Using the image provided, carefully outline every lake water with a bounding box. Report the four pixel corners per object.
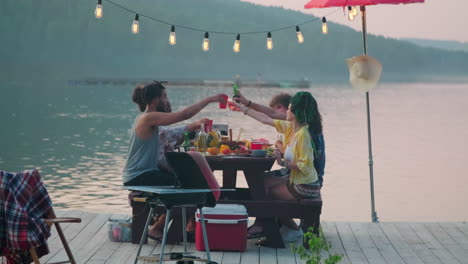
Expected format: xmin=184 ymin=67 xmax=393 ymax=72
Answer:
xmin=1 ymin=81 xmax=467 ymax=222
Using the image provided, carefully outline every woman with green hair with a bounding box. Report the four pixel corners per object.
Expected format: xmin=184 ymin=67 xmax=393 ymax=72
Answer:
xmin=234 ymin=91 xmax=320 ymax=241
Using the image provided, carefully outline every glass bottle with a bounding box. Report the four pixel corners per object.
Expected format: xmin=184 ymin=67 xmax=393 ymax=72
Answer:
xmin=181 ymin=131 xmax=191 ymax=151
xmin=196 ymin=123 xmax=207 ymax=153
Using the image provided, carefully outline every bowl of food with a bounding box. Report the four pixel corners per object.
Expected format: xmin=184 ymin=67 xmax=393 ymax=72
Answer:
xmin=251 ymin=149 xmax=267 ymax=157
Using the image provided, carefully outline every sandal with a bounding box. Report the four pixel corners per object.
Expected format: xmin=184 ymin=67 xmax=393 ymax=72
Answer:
xmin=247 ymin=225 xmax=265 ymax=239
xmin=148 ymin=229 xmax=163 ymax=241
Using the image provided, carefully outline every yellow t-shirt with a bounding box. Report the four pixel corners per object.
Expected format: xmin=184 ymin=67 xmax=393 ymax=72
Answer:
xmin=273 ymin=120 xmax=318 ymax=185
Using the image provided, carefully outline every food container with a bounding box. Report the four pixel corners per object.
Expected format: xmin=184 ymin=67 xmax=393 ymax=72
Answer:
xmin=195 ymin=204 xmax=248 ymax=252
xmin=250 ymin=142 xmax=263 ymax=150
xmin=107 ymin=218 xmax=132 ymax=242
xmin=251 ymin=149 xmax=267 ymax=157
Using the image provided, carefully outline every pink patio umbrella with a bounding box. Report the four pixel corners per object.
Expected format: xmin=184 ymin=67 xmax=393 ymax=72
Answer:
xmin=305 ymin=0 xmax=424 ymax=222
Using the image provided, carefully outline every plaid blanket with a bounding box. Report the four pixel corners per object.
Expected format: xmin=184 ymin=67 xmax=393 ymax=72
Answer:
xmin=0 ymin=169 xmax=53 ymax=261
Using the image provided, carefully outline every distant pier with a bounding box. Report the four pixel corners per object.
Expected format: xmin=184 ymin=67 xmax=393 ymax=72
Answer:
xmin=67 ymin=79 xmax=311 ymax=88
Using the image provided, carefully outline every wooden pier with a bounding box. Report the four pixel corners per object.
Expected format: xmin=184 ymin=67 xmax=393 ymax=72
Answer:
xmin=40 ymin=211 xmax=468 ymax=264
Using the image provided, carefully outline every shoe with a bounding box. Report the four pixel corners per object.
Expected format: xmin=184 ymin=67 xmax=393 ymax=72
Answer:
xmin=247 ymin=225 xmax=265 ymax=239
xmin=280 ymin=226 xmax=303 ymax=242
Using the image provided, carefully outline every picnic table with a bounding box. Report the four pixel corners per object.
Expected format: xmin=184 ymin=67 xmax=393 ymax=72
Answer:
xmin=130 ymin=154 xmax=321 ymax=248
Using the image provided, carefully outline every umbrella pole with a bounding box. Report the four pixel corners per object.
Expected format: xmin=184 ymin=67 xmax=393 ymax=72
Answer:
xmin=361 ymin=5 xmax=379 ymax=223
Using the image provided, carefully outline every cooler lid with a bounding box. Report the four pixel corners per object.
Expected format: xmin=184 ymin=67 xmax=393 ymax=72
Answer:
xmin=197 ymin=204 xmax=247 ymax=216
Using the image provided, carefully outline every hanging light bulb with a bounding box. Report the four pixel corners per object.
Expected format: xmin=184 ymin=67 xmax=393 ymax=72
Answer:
xmin=233 ymin=34 xmax=240 ymax=53
xmin=322 ymin=17 xmax=328 ymax=35
xmin=352 ymin=6 xmax=359 ymax=16
xmin=266 ymin=32 xmax=273 ymax=50
xmin=348 ymin=6 xmax=354 ymax=21
xmin=95 ymin=0 xmax=103 ymax=19
xmin=296 ymin=26 xmax=304 ymax=43
xmin=131 ymin=14 xmax=139 ymax=34
xmin=202 ymin=32 xmax=209 ymax=51
xmin=169 ymin=25 xmax=176 ymax=45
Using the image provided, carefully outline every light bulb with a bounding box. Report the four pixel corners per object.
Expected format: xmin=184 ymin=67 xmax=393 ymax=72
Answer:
xmin=131 ymin=14 xmax=139 ymax=34
xmin=95 ymin=0 xmax=103 ymax=19
xmin=348 ymin=6 xmax=354 ymax=21
xmin=352 ymin=6 xmax=359 ymax=16
xmin=266 ymin=32 xmax=273 ymax=50
xmin=322 ymin=17 xmax=328 ymax=35
xmin=169 ymin=25 xmax=176 ymax=45
xmin=296 ymin=26 xmax=304 ymax=43
xmin=202 ymin=32 xmax=209 ymax=51
xmin=233 ymin=34 xmax=240 ymax=53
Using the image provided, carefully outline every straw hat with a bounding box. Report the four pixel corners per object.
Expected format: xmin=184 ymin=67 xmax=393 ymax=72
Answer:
xmin=346 ymin=55 xmax=382 ymax=92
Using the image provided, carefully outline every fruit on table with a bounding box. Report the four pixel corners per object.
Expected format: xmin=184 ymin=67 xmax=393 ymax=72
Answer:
xmin=207 ymin=147 xmax=220 ymax=155
xmin=220 ymin=144 xmax=231 ymax=154
xmin=222 ymin=148 xmax=231 ymax=155
xmin=207 ymin=130 xmax=221 ymax=148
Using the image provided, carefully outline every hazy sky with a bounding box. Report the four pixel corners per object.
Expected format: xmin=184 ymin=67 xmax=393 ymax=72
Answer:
xmin=242 ymin=0 xmax=468 ymax=42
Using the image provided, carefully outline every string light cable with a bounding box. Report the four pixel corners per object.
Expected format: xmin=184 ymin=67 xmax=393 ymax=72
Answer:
xmin=95 ymin=0 xmax=342 ymax=51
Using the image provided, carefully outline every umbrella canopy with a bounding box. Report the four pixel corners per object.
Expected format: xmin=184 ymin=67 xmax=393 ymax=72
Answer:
xmin=305 ymin=0 xmax=424 ymax=8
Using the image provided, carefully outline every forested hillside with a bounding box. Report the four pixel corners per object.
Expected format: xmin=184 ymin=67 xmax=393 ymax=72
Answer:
xmin=1 ymin=0 xmax=467 ymax=82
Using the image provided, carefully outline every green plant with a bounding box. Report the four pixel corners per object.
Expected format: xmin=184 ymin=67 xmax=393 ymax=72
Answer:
xmin=292 ymin=227 xmax=342 ymax=264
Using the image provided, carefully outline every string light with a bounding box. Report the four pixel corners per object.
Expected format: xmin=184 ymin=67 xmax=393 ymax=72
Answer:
xmin=322 ymin=17 xmax=328 ymax=34
xmin=131 ymin=14 xmax=140 ymax=34
xmin=202 ymin=32 xmax=209 ymax=51
xmin=92 ymin=1 xmax=343 ymax=51
xmin=348 ymin=6 xmax=354 ymax=21
xmin=296 ymin=26 xmax=304 ymax=44
xmin=266 ymin=32 xmax=273 ymax=50
xmin=352 ymin=6 xmax=359 ymax=16
xmin=233 ymin=34 xmax=240 ymax=53
xmin=95 ymin=0 xmax=103 ymax=19
xmin=169 ymin=25 xmax=176 ymax=45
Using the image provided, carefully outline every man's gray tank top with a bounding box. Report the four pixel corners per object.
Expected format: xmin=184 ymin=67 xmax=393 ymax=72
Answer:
xmin=122 ymin=115 xmax=159 ymax=183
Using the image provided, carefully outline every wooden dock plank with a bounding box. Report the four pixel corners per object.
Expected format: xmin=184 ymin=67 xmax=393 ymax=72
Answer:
xmin=321 ymin=222 xmax=351 ymax=264
xmin=395 ymin=223 xmax=443 ymax=264
xmin=455 ymin=223 xmax=468 ymax=237
xmin=80 ymin=214 xmax=130 ymax=263
xmin=276 ymin=243 xmax=296 ymax=264
xmin=104 ymin=240 xmax=138 ymax=264
xmin=349 ymin=222 xmax=387 ymax=264
xmin=259 ymin=244 xmax=277 ymax=264
xmin=424 ymin=223 xmax=468 ymax=264
xmin=123 ymin=240 xmax=158 ymax=264
xmin=40 ymin=211 xmax=97 ymax=263
xmin=440 ymin=222 xmax=468 ymax=251
xmin=47 ymin=212 xmax=112 ymax=263
xmin=222 ymin=251 xmax=242 ymax=264
xmin=240 ymin=239 xmax=259 ymax=264
xmin=410 ymin=223 xmax=462 ymax=264
xmin=335 ymin=222 xmax=370 ymax=264
xmin=37 ymin=211 xmax=468 ymax=264
xmin=366 ymin=223 xmax=405 ymax=264
xmin=379 ymin=223 xmax=424 ymax=264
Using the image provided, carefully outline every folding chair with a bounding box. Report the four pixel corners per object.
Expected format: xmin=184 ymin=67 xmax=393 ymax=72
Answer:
xmin=0 ymin=170 xmax=81 ymax=264
xmin=126 ymin=151 xmax=222 ymax=264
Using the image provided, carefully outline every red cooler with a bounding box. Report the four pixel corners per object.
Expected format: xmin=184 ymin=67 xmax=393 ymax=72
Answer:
xmin=195 ymin=204 xmax=248 ymax=252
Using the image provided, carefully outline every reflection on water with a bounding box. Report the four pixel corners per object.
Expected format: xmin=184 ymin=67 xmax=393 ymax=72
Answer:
xmin=1 ymin=81 xmax=468 ymax=221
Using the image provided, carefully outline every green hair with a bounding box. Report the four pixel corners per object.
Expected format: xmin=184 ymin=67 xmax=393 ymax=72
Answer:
xmin=290 ymin=91 xmax=322 ymax=157
xmin=290 ymin=91 xmax=317 ymax=125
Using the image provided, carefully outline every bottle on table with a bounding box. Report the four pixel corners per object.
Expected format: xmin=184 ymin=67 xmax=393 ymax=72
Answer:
xmin=196 ymin=123 xmax=207 ymax=153
xmin=181 ymin=131 xmax=191 ymax=152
